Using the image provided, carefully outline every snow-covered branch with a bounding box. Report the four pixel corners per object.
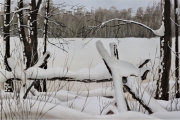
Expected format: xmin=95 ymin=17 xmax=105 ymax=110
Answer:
xmin=96 ymin=40 xmax=167 ymax=113
xmin=85 ymin=18 xmax=165 ymax=37
xmin=171 ymin=17 xmax=180 ymax=27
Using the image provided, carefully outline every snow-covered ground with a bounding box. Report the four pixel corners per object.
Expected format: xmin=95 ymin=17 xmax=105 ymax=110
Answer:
xmin=41 ymin=37 xmax=160 ymax=72
xmin=0 ymin=37 xmax=180 ymax=119
xmin=4 ymin=37 xmax=177 ymax=78
xmin=0 ymin=37 xmax=160 ymax=70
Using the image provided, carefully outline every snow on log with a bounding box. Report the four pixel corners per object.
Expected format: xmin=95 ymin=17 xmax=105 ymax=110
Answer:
xmin=109 ymin=42 xmax=150 ymax=80
xmin=96 ymin=41 xmax=138 ymax=77
xmin=75 ymin=63 xmax=111 ymax=80
xmin=96 ymin=40 xmax=140 ymax=112
xmin=26 ymin=67 xmax=76 ymax=79
xmin=0 ymin=47 xmax=149 ymax=83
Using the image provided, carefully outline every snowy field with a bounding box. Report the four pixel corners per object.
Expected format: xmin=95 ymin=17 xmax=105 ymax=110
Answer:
xmin=0 ymin=37 xmax=180 ymax=119
xmin=1 ymin=37 xmax=161 ymax=70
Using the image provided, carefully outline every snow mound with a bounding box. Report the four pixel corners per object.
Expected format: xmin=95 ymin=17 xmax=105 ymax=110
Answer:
xmin=157 ymin=98 xmax=180 ymax=111
xmin=0 ymin=99 xmax=160 ymax=119
xmin=61 ymin=96 xmax=117 ymax=115
xmin=151 ymin=111 xmax=180 ymax=119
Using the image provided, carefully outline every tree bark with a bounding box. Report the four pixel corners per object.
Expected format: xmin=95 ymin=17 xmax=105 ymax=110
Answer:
xmin=28 ymin=0 xmax=39 ymax=66
xmin=41 ymin=0 xmax=50 ymax=92
xmin=17 ymin=0 xmax=32 ymax=69
xmin=159 ymin=0 xmax=172 ymax=100
xmin=4 ymin=0 xmax=13 ymax=92
xmin=4 ymin=0 xmax=11 ymax=71
xmin=174 ymin=0 xmax=180 ymax=98
xmin=26 ymin=0 xmax=42 ymax=92
xmin=43 ymin=0 xmax=50 ymax=56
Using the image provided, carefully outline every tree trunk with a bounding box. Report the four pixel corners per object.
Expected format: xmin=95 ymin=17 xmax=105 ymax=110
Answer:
xmin=159 ymin=0 xmax=172 ymax=100
xmin=41 ymin=0 xmax=50 ymax=92
xmin=17 ymin=0 xmax=32 ymax=69
xmin=43 ymin=0 xmax=50 ymax=56
xmin=4 ymin=0 xmax=13 ymax=92
xmin=4 ymin=0 xmax=11 ymax=71
xmin=29 ymin=0 xmax=39 ymax=66
xmin=29 ymin=0 xmax=42 ymax=91
xmin=174 ymin=0 xmax=180 ymax=98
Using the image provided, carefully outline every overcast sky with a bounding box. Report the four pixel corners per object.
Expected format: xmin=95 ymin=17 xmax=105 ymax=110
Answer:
xmin=53 ymin=0 xmax=157 ymax=11
xmin=0 ymin=0 xmax=158 ymax=12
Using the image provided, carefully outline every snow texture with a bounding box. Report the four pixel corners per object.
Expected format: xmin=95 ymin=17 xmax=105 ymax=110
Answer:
xmin=109 ymin=42 xmax=150 ymax=80
xmin=151 ymin=111 xmax=180 ymax=119
xmin=157 ymin=98 xmax=180 ymax=111
xmin=38 ymin=87 xmax=114 ymax=102
xmin=125 ymin=76 xmax=167 ymax=112
xmin=96 ymin=40 xmax=139 ymax=77
xmin=60 ymin=96 xmax=117 ymax=115
xmin=0 ymin=99 xmax=160 ymax=119
xmin=152 ymin=21 xmax=165 ymax=36
xmin=75 ymin=62 xmax=111 ymax=80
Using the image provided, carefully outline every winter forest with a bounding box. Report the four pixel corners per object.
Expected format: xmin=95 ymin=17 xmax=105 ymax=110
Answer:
xmin=0 ymin=0 xmax=180 ymax=119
